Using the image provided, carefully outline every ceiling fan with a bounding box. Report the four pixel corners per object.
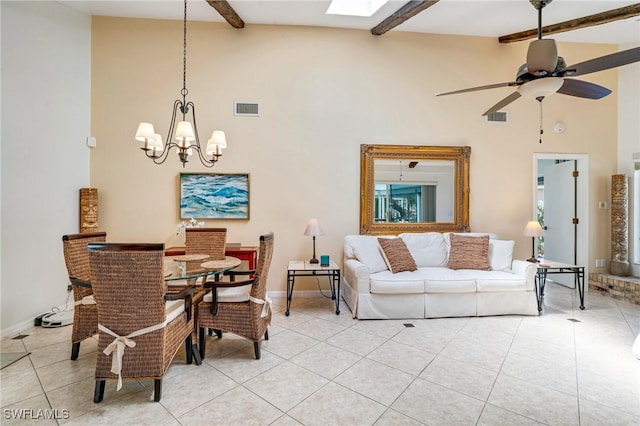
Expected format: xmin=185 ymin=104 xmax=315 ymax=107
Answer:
xmin=437 ymin=0 xmax=640 ymax=116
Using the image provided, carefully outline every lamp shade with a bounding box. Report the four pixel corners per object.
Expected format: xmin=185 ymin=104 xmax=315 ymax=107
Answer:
xmin=304 ymin=219 xmax=324 ymax=237
xmin=517 ymin=77 xmax=564 ymax=99
xmin=174 ymin=121 xmax=195 ymax=146
xmin=135 ymin=122 xmax=155 ymax=142
xmin=206 ymin=130 xmax=227 ymax=155
xmin=148 ymin=133 xmax=163 ymax=150
xmin=523 ymin=221 xmax=544 ymax=237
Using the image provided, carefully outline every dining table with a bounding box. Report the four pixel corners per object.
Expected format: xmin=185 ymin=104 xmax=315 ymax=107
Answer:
xmin=164 ymin=254 xmax=242 ymax=283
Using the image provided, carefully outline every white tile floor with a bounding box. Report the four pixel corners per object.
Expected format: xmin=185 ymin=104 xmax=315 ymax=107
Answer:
xmin=1 ymin=282 xmax=639 ymax=425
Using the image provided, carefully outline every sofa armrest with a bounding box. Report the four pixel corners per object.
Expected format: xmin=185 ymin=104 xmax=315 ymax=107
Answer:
xmin=511 ymin=259 xmax=537 ymax=290
xmin=344 ymin=258 xmax=372 ymax=294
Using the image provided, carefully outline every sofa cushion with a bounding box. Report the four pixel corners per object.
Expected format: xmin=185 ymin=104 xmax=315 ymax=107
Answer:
xmin=378 ymin=238 xmax=417 ymax=273
xmin=344 ymin=235 xmax=389 ymax=273
xmin=443 ymin=232 xmax=498 ymax=252
xmin=399 ymin=233 xmax=448 ymax=267
xmin=489 ymin=239 xmax=514 ymax=272
xmin=419 ymin=267 xmax=477 ymax=293
xmin=370 ymin=270 xmax=425 ymax=294
xmin=447 ymin=234 xmax=491 ymax=270
xmin=474 ymin=270 xmax=528 ymax=292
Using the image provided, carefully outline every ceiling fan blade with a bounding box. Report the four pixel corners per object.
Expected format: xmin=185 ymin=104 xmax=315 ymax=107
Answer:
xmin=564 ymin=46 xmax=640 ymax=77
xmin=527 ymin=39 xmax=557 ymax=73
xmin=557 ymin=78 xmax=611 ymax=99
xmin=437 ymin=82 xmax=518 ymax=96
xmin=482 ymin=92 xmax=522 ymax=116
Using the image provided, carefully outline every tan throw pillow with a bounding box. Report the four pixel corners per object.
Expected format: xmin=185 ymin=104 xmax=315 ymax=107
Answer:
xmin=377 ymin=238 xmax=417 ymax=273
xmin=447 ymin=234 xmax=491 ymax=270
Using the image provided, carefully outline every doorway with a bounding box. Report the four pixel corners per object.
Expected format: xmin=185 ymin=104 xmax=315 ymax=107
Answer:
xmin=534 ymin=154 xmax=590 ymax=283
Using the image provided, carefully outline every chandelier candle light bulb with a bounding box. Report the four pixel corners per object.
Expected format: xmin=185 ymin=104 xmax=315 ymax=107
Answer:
xmin=135 ymin=122 xmax=156 ymax=151
xmin=206 ymin=130 xmax=227 ymax=157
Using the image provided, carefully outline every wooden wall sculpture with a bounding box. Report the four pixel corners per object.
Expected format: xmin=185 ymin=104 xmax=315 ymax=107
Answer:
xmin=79 ymin=188 xmax=99 ymax=233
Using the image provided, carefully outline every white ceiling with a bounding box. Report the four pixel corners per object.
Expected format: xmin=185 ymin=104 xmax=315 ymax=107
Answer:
xmin=58 ymin=0 xmax=640 ymax=45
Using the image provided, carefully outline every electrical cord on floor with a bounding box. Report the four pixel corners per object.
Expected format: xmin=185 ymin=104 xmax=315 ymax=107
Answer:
xmin=315 ymin=276 xmax=334 ymax=299
xmin=50 ymin=286 xmax=73 ymax=313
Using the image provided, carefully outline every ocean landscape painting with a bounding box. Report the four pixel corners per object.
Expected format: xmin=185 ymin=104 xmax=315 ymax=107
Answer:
xmin=180 ymin=173 xmax=249 ymax=219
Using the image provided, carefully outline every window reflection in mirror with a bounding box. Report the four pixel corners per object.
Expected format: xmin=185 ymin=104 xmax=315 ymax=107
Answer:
xmin=373 ymin=159 xmax=455 ymax=223
xmin=360 ymin=145 xmax=470 ymax=235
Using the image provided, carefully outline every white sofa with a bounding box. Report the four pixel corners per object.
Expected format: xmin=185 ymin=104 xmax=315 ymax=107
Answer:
xmin=342 ymin=232 xmax=538 ymax=319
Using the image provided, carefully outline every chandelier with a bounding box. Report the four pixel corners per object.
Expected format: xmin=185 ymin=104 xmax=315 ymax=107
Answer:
xmin=134 ymin=0 xmax=226 ymax=168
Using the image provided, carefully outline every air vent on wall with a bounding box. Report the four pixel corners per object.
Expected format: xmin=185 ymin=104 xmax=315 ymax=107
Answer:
xmin=234 ymin=101 xmax=260 ymax=117
xmin=486 ymin=111 xmax=507 ymax=123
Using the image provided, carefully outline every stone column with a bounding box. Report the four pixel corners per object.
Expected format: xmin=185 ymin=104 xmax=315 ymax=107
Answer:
xmin=79 ymin=188 xmax=99 ymax=233
xmin=610 ymin=174 xmax=629 ymax=276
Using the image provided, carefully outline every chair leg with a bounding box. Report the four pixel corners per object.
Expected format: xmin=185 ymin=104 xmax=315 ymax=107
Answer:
xmin=214 ymin=329 xmax=222 ymax=339
xmin=154 ymin=379 xmax=162 ymax=402
xmin=253 ymin=341 xmax=261 ymax=360
xmin=185 ymin=334 xmax=193 ymax=365
xmin=199 ymin=327 xmax=206 ymax=360
xmin=93 ymin=380 xmax=105 ymax=403
xmin=71 ymin=342 xmax=80 ymax=360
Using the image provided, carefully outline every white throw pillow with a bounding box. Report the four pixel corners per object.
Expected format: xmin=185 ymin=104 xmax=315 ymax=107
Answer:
xmin=399 ymin=233 xmax=448 ymax=267
xmin=345 ymin=235 xmax=389 ymax=273
xmin=489 ymin=239 xmax=514 ymax=271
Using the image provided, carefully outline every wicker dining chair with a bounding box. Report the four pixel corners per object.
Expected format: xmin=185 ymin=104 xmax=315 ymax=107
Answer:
xmin=185 ymin=227 xmax=227 ymax=260
xmin=62 ymin=231 xmax=107 ymax=360
xmin=184 ymin=227 xmax=227 ymax=332
xmin=198 ymin=232 xmax=274 ymax=360
xmin=87 ymin=243 xmax=194 ymax=403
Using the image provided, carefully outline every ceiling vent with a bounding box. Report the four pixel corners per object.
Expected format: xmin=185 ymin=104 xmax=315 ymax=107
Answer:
xmin=486 ymin=111 xmax=507 ymax=123
xmin=234 ymin=102 xmax=260 ymax=117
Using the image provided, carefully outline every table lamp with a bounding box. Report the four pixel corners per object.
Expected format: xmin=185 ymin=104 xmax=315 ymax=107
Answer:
xmin=304 ymin=219 xmax=324 ymax=264
xmin=523 ymin=220 xmax=544 ymax=263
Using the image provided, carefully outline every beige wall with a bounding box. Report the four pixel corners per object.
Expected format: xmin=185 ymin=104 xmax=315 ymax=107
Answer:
xmin=91 ymin=17 xmax=618 ymax=293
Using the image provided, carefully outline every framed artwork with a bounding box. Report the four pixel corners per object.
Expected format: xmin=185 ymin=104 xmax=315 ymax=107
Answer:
xmin=180 ymin=173 xmax=250 ymax=219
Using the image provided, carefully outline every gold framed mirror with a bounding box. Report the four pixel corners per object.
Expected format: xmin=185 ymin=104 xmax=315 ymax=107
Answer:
xmin=360 ymin=144 xmax=470 ymax=235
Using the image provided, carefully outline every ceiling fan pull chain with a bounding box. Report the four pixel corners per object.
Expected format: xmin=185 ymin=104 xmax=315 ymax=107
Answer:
xmin=539 ymin=99 xmax=544 ymax=144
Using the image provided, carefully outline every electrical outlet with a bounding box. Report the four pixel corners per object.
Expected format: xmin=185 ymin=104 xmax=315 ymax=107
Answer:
xmin=595 ymin=259 xmax=605 ymax=268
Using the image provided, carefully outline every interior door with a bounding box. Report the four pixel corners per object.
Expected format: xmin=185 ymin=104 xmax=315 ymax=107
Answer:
xmin=543 ymin=160 xmax=577 ymax=286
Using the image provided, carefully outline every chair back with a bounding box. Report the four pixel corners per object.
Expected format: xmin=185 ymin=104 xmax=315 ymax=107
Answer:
xmin=62 ymin=231 xmax=107 ymax=300
xmin=87 ymin=243 xmax=167 ymax=332
xmin=251 ymin=233 xmax=274 ymax=300
xmin=185 ymin=228 xmax=227 ymax=260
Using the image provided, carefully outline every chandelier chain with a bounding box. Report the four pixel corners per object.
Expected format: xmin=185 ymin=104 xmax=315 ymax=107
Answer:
xmin=181 ymin=0 xmax=188 ymax=97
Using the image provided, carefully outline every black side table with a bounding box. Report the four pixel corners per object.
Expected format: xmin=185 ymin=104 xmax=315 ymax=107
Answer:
xmin=286 ymin=260 xmax=340 ymax=316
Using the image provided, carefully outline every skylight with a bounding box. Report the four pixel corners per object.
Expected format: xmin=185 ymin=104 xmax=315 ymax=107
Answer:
xmin=326 ymin=0 xmax=390 ymax=17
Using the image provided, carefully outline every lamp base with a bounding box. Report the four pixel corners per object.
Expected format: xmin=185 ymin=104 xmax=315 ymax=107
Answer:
xmin=309 ymin=258 xmax=319 ymax=264
xmin=526 ymin=257 xmax=540 ymax=263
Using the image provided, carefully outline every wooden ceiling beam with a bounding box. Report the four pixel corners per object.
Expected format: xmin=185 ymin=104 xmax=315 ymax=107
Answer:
xmin=371 ymin=0 xmax=440 ymax=36
xmin=206 ymin=0 xmax=245 ymax=29
xmin=499 ymin=3 xmax=640 ymax=43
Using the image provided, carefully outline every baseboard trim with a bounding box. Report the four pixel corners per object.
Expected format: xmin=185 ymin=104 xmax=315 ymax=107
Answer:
xmin=1 ymin=304 xmax=72 ymax=341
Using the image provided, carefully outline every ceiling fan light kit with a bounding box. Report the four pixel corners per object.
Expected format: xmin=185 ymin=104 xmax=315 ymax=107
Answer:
xmin=517 ymin=77 xmax=563 ymax=100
